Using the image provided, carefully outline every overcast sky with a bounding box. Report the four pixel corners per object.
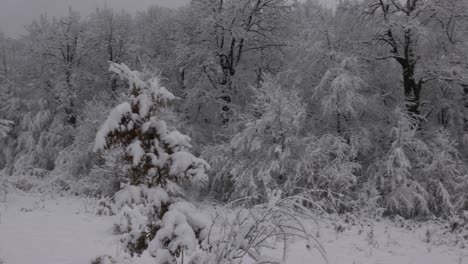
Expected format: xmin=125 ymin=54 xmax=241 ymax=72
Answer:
xmin=0 ymin=0 xmax=189 ymax=37
xmin=0 ymin=0 xmax=336 ymax=37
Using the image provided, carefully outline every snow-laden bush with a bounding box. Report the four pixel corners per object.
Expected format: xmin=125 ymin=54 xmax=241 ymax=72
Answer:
xmin=53 ymin=99 xmax=121 ymax=196
xmin=424 ymin=129 xmax=468 ymax=217
xmin=55 ymin=100 xmax=110 ymax=177
xmin=373 ymin=108 xmax=468 ymax=218
xmin=304 ymin=55 xmax=372 ymax=213
xmin=0 ymin=82 xmax=16 ymax=139
xmin=302 ymin=134 xmax=362 ymax=213
xmin=374 ymin=108 xmax=431 ymax=218
xmin=0 ymin=94 xmax=73 ymax=175
xmin=94 ymin=62 xmax=210 ymax=262
xmin=313 ymin=56 xmax=368 ymax=137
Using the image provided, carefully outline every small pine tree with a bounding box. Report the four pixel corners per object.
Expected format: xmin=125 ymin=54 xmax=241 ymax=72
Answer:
xmin=94 ymin=62 xmax=210 ymax=262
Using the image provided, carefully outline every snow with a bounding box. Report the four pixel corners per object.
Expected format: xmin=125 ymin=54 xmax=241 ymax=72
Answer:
xmin=114 ymin=185 xmax=169 ymax=210
xmin=117 ymin=204 xmax=148 ymax=233
xmin=136 ymin=94 xmax=152 ymax=118
xmin=109 ymin=62 xmax=176 ymax=104
xmin=0 ymin=191 xmax=466 ymax=264
xmin=148 ymin=209 xmax=197 ymax=256
xmin=281 ymin=219 xmax=468 ymax=264
xmin=0 ymin=192 xmax=116 ymax=264
xmin=169 ymin=202 xmax=211 ymax=240
xmin=169 ymin=151 xmax=210 ymax=183
xmin=127 ymin=140 xmax=145 ymax=166
xmin=94 ymin=102 xmax=132 ymax=151
xmin=109 ymin=63 xmax=146 ymax=92
xmin=146 ymin=186 xmax=169 ymax=207
xmin=0 ymin=119 xmax=13 ymax=138
xmin=147 ymin=77 xmax=176 ymax=103
xmin=114 ymin=185 xmax=144 ymax=209
xmin=164 ymin=130 xmax=192 ymax=149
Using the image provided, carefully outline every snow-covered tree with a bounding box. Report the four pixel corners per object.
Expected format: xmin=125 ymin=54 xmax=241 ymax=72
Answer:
xmin=94 ymin=62 xmax=209 ymax=189
xmin=94 ymin=62 xmax=210 ymax=261
xmin=374 ymin=108 xmax=431 ymax=217
xmin=27 ymin=9 xmax=89 ymax=126
xmin=361 ymin=0 xmax=468 ymax=121
xmin=424 ymin=129 xmax=468 ymax=217
xmin=205 ymin=75 xmax=310 ymax=201
xmin=175 ymin=0 xmax=291 ymax=141
xmin=87 ymin=8 xmax=135 ymax=96
xmin=314 ymin=56 xmax=368 ymax=137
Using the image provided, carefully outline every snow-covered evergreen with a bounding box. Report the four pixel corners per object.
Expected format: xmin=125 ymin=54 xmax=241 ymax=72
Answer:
xmin=93 ymin=62 xmax=210 ymax=262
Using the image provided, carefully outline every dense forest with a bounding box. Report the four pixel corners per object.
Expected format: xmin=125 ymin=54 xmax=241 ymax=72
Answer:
xmin=1 ymin=0 xmax=468 ymax=263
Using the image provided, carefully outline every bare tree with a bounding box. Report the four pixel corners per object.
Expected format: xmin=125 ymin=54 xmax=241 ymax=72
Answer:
xmin=363 ymin=0 xmax=467 ymax=123
xmin=28 ymin=9 xmax=88 ymax=125
xmin=181 ymin=0 xmax=290 ymax=124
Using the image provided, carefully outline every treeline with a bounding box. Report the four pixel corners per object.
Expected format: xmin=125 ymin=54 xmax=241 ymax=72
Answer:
xmin=1 ymin=0 xmax=468 ymax=219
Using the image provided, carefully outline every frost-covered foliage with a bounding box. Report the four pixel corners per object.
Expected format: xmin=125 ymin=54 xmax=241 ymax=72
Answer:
xmin=301 ymin=56 xmax=373 ymax=213
xmin=414 ymin=129 xmax=468 ymax=220
xmin=425 ymin=130 xmax=468 ymax=216
xmin=189 ymin=190 xmax=326 ymax=264
xmin=371 ymin=109 xmax=468 ymax=218
xmin=53 ymin=99 xmax=120 ymax=196
xmin=110 ymin=185 xmax=211 ymax=261
xmin=0 ymin=119 xmax=12 ymax=138
xmin=205 ymin=72 xmax=365 ymax=213
xmin=205 ymin=76 xmax=310 ymax=201
xmin=112 ymin=184 xmax=211 ymax=260
xmin=0 ymin=84 xmax=13 ymax=138
xmin=94 ymin=62 xmax=210 ymax=262
xmin=2 ymin=98 xmax=72 ymax=175
xmin=303 ymin=134 xmax=362 ymax=213
xmin=314 ymin=56 xmax=367 ymax=135
xmin=374 ymin=108 xmax=431 ymax=217
xmin=94 ymin=62 xmax=209 ymax=189
xmin=313 ymin=55 xmax=374 ymax=150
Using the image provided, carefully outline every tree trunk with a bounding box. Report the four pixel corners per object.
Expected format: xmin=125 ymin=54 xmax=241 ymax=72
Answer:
xmin=463 ymin=84 xmax=468 ymax=133
xmin=402 ymin=64 xmax=421 ymax=118
xmin=399 ymin=29 xmax=422 ymax=123
xmin=1 ymin=38 xmax=7 ymax=81
xmin=65 ymin=69 xmax=77 ymax=126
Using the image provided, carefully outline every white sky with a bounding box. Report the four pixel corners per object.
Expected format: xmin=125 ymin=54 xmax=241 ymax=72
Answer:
xmin=0 ymin=0 xmax=188 ymax=37
xmin=0 ymin=0 xmax=336 ymax=37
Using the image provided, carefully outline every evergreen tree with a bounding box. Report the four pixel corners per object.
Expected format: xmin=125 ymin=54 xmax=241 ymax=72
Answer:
xmin=94 ymin=62 xmax=210 ymax=262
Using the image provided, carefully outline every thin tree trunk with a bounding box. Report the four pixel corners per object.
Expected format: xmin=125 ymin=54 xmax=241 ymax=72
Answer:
xmin=1 ymin=38 xmax=7 ymax=81
xmin=463 ymin=84 xmax=468 ymax=133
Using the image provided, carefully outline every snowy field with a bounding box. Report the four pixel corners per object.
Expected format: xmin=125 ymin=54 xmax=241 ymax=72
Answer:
xmin=1 ymin=190 xmax=466 ymax=264
xmin=0 ymin=192 xmax=115 ymax=264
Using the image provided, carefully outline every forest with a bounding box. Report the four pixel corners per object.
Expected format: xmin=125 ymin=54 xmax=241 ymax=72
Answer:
xmin=0 ymin=0 xmax=468 ymax=263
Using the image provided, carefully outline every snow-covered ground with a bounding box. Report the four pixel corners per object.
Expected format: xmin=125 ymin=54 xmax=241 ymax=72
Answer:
xmin=0 ymin=192 xmax=116 ymax=264
xmin=0 ymin=191 xmax=466 ymax=264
